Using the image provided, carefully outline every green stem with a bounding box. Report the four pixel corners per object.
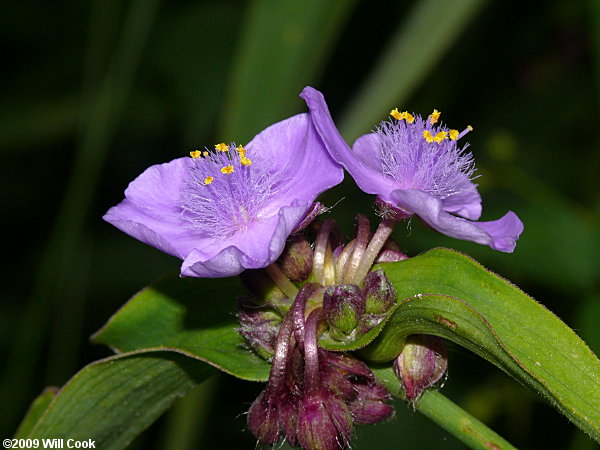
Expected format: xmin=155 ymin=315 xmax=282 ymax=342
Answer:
xmin=265 ymin=263 xmax=299 ymax=299
xmin=415 ymin=390 xmax=517 ymax=450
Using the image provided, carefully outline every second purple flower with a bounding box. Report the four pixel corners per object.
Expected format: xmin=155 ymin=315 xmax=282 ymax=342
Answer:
xmin=301 ymin=87 xmax=523 ymax=252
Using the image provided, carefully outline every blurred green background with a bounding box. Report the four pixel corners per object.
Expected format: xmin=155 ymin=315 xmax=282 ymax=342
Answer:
xmin=2 ymin=0 xmax=599 ymax=448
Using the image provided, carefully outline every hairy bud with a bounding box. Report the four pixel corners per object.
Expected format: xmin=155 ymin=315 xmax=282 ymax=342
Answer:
xmin=323 ymin=284 xmax=366 ymax=334
xmin=394 ymin=334 xmax=448 ymax=401
xmin=362 ymin=269 xmax=396 ymax=314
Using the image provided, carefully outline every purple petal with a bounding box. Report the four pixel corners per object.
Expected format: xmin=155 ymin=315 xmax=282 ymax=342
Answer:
xmin=181 ymin=204 xmax=307 ymax=277
xmin=246 ymin=113 xmax=343 ymax=206
xmin=104 ymin=111 xmax=343 ymax=278
xmin=390 ymin=189 xmax=524 ymax=252
xmin=103 ymin=158 xmax=206 ymax=259
xmin=440 ymin=175 xmax=482 ymax=220
xmin=301 ymin=87 xmax=397 ymax=197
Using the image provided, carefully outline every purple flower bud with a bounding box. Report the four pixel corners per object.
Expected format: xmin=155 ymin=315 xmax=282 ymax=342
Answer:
xmin=349 ymin=382 xmax=395 ymax=424
xmin=323 ymin=284 xmax=366 ymax=334
xmin=237 ymin=297 xmax=281 ymax=360
xmin=375 ymin=237 xmax=409 ymax=263
xmin=362 ymin=269 xmax=396 ymax=314
xmin=297 ymin=390 xmax=353 ymax=450
xmin=324 ymin=351 xmax=374 ymax=380
xmin=321 ymin=361 xmax=356 ymax=401
xmin=394 ymin=334 xmax=448 ymax=401
xmin=247 ymin=388 xmax=282 ymax=444
xmin=277 ymin=233 xmax=313 ymax=281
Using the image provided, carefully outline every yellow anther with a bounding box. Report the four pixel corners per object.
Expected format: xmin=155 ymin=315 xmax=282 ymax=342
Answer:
xmin=430 ymin=109 xmax=441 ymax=124
xmin=203 ymin=151 xmax=209 ymax=157
xmin=390 ymin=109 xmax=414 ymax=123
xmin=449 ymin=129 xmax=459 ymax=140
xmin=423 ymin=130 xmax=434 ymax=143
xmin=190 ymin=150 xmax=202 ymax=158
xmin=390 ymin=108 xmax=402 ymax=120
xmin=467 ymin=125 xmax=473 ymax=131
xmin=203 ymin=176 xmax=214 ymax=185
xmin=434 ymin=131 xmax=448 ymax=143
xmin=240 ymin=157 xmax=252 ymax=166
xmin=221 ymin=165 xmax=234 ymax=174
xmin=236 ymin=145 xmax=246 ymax=156
xmin=215 ymin=142 xmax=229 ymax=152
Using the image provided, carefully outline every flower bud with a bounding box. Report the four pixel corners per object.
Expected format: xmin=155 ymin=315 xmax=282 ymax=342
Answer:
xmin=247 ymin=389 xmax=281 ymax=444
xmin=237 ymin=297 xmax=282 ymax=360
xmin=277 ymin=233 xmax=313 ymax=281
xmin=375 ymin=238 xmax=409 ymax=263
xmin=297 ymin=391 xmax=353 ymax=450
xmin=362 ymin=269 xmax=396 ymax=314
xmin=323 ymin=284 xmax=366 ymax=334
xmin=349 ymin=382 xmax=394 ymax=424
xmin=394 ymin=334 xmax=448 ymax=401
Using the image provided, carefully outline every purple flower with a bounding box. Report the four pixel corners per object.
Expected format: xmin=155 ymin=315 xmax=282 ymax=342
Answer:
xmin=103 ymin=113 xmax=343 ymax=277
xmin=301 ymin=87 xmax=524 ymax=252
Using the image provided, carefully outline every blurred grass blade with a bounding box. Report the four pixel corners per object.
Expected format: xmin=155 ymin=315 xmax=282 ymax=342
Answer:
xmin=161 ymin=376 xmax=220 ymax=450
xmin=14 ymin=388 xmax=58 ymax=439
xmin=220 ymin=0 xmax=357 ymax=142
xmin=339 ymin=0 xmax=486 ymax=142
xmin=0 ymin=0 xmax=160 ymax=430
xmin=27 ymin=352 xmax=213 ymax=450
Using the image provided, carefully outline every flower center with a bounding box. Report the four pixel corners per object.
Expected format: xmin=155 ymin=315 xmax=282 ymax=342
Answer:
xmin=377 ymin=109 xmax=476 ymax=200
xmin=179 ymin=143 xmax=281 ymax=238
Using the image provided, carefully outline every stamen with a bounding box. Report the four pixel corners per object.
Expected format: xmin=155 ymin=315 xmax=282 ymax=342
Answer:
xmin=433 ymin=131 xmax=448 ymax=143
xmin=390 ymin=108 xmax=402 ymax=120
xmin=429 ymin=109 xmax=441 ymax=124
xmin=221 ymin=165 xmax=234 ymax=174
xmin=423 ymin=130 xmax=434 ymax=143
xmin=190 ymin=150 xmax=202 ymax=158
xmin=215 ymin=142 xmax=229 ymax=152
xmin=240 ymin=157 xmax=252 ymax=166
xmin=449 ymin=129 xmax=459 ymax=140
xmin=458 ymin=125 xmax=473 ymax=140
xmin=203 ymin=176 xmax=214 ymax=185
xmin=390 ymin=108 xmax=414 ymax=123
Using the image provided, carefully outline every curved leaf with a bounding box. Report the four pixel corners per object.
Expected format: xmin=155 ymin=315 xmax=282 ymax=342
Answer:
xmin=92 ymin=272 xmax=271 ymax=381
xmin=361 ymin=248 xmax=600 ymax=441
xmin=26 ymin=350 xmax=213 ymax=449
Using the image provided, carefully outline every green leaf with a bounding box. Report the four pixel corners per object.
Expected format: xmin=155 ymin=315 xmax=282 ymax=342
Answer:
xmin=14 ymin=387 xmax=58 ymax=439
xmin=360 ymin=248 xmax=600 ymax=441
xmin=27 ymin=351 xmax=213 ymax=449
xmin=219 ymin=0 xmax=357 ymax=142
xmin=92 ymin=272 xmax=271 ymax=381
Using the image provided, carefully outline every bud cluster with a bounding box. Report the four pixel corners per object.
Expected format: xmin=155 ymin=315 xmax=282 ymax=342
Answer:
xmin=246 ymin=285 xmax=394 ymax=449
xmin=238 ymin=213 xmax=417 ymax=449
